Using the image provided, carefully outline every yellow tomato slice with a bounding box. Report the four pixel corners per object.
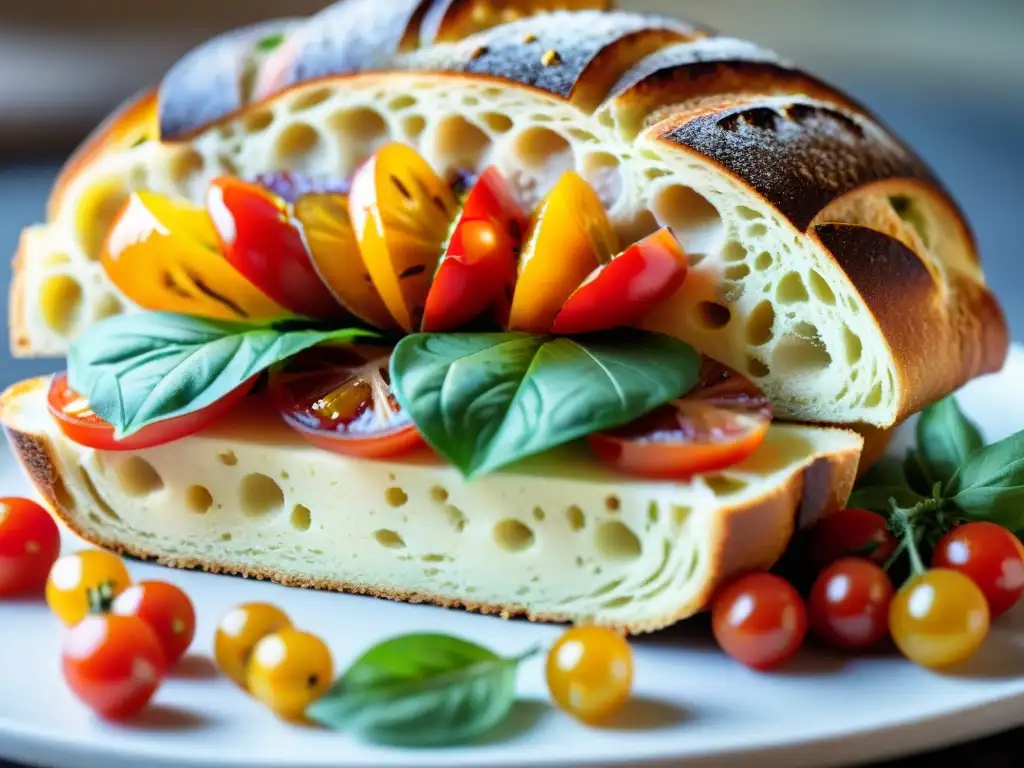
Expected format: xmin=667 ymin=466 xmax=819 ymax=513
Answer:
xmin=348 ymin=144 xmax=458 ymax=332
xmin=508 ymin=172 xmax=619 ymax=334
xmin=293 ymin=193 xmax=398 ymax=331
xmin=102 ymin=191 xmax=286 ymax=321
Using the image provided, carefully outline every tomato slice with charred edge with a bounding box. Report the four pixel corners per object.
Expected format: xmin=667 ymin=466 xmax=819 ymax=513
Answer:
xmin=47 ymin=373 xmax=256 ymax=451
xmin=206 ymin=178 xmax=344 ymax=320
xmin=589 ymin=361 xmax=772 ymax=479
xmin=422 ymin=167 xmax=527 ymax=332
xmin=552 ymin=228 xmax=688 ymax=335
xmin=270 ymin=347 xmax=423 ymax=459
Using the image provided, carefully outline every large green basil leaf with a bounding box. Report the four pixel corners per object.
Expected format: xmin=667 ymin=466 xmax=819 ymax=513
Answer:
xmin=68 ymin=313 xmax=375 ymax=438
xmin=307 ymin=633 xmax=531 ymax=747
xmin=916 ymin=396 xmax=984 ymax=492
xmin=391 ymin=331 xmax=701 ymax=478
xmin=949 ymin=431 xmax=1024 ymax=532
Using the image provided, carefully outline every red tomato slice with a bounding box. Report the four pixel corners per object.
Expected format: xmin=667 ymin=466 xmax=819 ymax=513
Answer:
xmin=47 ymin=373 xmax=255 ymax=451
xmin=552 ymin=228 xmax=689 ymax=335
xmin=270 ymin=347 xmax=423 ymax=459
xmin=206 ymin=177 xmax=345 ymax=320
xmin=422 ymin=167 xmax=527 ymax=332
xmin=589 ymin=361 xmax=772 ymax=479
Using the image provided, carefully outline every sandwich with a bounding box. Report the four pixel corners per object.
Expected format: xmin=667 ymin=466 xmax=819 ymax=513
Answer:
xmin=2 ymin=0 xmax=1007 ymax=633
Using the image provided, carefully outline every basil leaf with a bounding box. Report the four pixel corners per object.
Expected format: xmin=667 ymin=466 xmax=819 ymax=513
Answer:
xmin=848 ymin=484 xmax=926 ymax=515
xmin=68 ymin=313 xmax=374 ymax=437
xmin=307 ymin=634 xmax=532 ymax=746
xmin=916 ymin=396 xmax=984 ymax=492
xmin=256 ymin=32 xmax=285 ymax=52
xmin=903 ymin=449 xmax=934 ymax=496
xmin=391 ymin=331 xmax=701 ymax=478
xmin=858 ymin=455 xmax=909 ymax=489
xmin=949 ymin=431 xmax=1024 ymax=532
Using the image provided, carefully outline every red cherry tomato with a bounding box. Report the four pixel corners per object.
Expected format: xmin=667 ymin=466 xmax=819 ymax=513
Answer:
xmin=48 ymin=373 xmax=255 ymax=451
xmin=0 ymin=497 xmax=61 ymax=597
xmin=552 ymin=228 xmax=689 ymax=335
xmin=112 ymin=581 xmax=197 ymax=666
xmin=422 ymin=167 xmax=526 ymax=332
xmin=932 ymin=522 xmax=1024 ymax=619
xmin=589 ymin=361 xmax=772 ymax=479
xmin=62 ymin=615 xmax=167 ymax=719
xmin=207 ymin=177 xmax=344 ymax=320
xmin=711 ymin=572 xmax=808 ymax=670
xmin=808 ymin=558 xmax=894 ymax=651
xmin=809 ymin=508 xmax=898 ymax=571
xmin=270 ymin=346 xmax=423 ymax=459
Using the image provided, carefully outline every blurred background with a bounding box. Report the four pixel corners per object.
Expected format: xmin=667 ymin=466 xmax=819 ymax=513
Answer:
xmin=2 ymin=0 xmax=1023 ymax=383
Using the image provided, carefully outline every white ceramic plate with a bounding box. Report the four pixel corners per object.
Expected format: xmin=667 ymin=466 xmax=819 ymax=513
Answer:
xmin=2 ymin=351 xmax=1024 ymax=768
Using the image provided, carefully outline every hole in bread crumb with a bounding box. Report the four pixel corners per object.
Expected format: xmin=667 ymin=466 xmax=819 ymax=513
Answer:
xmin=754 ymin=251 xmax=773 ymax=271
xmin=809 ymin=270 xmax=836 ymax=305
xmin=672 ymin=506 xmax=692 ymax=528
xmin=532 ymin=507 xmax=546 ymax=522
xmin=651 ymin=185 xmax=724 ymax=257
xmin=494 ymin=519 xmax=535 ymax=553
xmin=239 ymin=473 xmax=284 ymax=518
xmin=94 ymin=294 xmax=124 ymax=321
xmin=480 ymin=112 xmax=514 ymax=133
xmin=402 ymin=114 xmax=427 ymax=139
xmin=697 ymin=302 xmax=731 ymax=330
xmin=385 ymin=487 xmax=408 ymax=508
xmin=773 ymin=332 xmax=832 ymax=375
xmin=433 ymin=115 xmax=492 ymax=171
xmin=736 ymin=205 xmax=763 ymax=220
xmin=388 ymin=95 xmax=417 ymax=111
xmin=748 ymin=356 xmax=771 ymax=378
xmin=705 ymin=475 xmax=749 ymax=495
xmin=648 ymin=502 xmax=660 ymax=524
xmin=116 ymin=457 xmax=163 ymax=497
xmin=580 ymin=152 xmax=622 ymax=208
xmin=186 ymin=485 xmax=213 ymax=515
xmin=218 ymin=451 xmax=238 ymax=467
xmin=844 ymin=326 xmax=863 ymax=364
xmin=865 ymin=381 xmax=884 ymax=408
xmin=725 ymin=264 xmax=750 ymax=281
xmin=290 ymin=87 xmax=333 ymax=113
xmin=221 ymin=533 xmax=232 ymax=541
xmin=567 ymin=127 xmax=599 ymax=143
xmin=75 ymin=178 xmax=129 ymax=260
xmin=513 ymin=126 xmax=573 ymax=172
xmin=40 ymin=275 xmax=83 ymax=334
xmin=79 ymin=468 xmax=120 ymax=521
xmin=374 ymin=529 xmax=406 ymax=549
xmin=777 ymin=273 xmax=809 ymax=304
xmin=290 ymin=505 xmax=312 ymax=532
xmin=430 ymin=486 xmax=449 ymax=503
xmin=330 ymin=107 xmax=387 ymax=144
xmin=602 ymin=595 xmax=634 ymax=609
xmin=596 ymin=522 xmax=641 ymax=561
xmin=747 ymin=301 xmax=775 ymax=346
xmin=605 ymin=495 xmax=621 ymax=512
xmin=566 ymin=505 xmax=586 ymax=532
xmin=243 ymin=109 xmax=274 ymax=134
xmin=273 ymin=123 xmax=323 ymax=171
xmin=721 ymin=241 xmax=746 ymax=263
xmin=167 ymin=149 xmax=205 ymax=193
xmin=747 ymin=223 xmax=768 ymax=238
xmin=445 ymin=505 xmax=467 ymax=532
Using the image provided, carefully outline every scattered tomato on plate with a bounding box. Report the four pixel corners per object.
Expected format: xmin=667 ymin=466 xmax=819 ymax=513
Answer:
xmin=808 ymin=558 xmax=894 ymax=651
xmin=546 ymin=626 xmax=634 ymax=725
xmin=248 ymin=628 xmax=334 ymax=721
xmin=47 ymin=549 xmax=132 ymax=627
xmin=711 ymin=572 xmax=808 ymax=670
xmin=931 ymin=522 xmax=1024 ymax=619
xmin=0 ymin=497 xmax=60 ymax=597
xmin=809 ymin=507 xmax=898 ymax=570
xmin=215 ymin=602 xmax=292 ymax=688
xmin=113 ymin=581 xmax=197 ymax=666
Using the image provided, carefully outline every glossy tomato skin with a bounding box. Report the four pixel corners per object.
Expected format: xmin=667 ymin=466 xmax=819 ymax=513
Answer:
xmin=47 ymin=549 xmax=132 ymax=627
xmin=932 ymin=523 xmax=1024 ymax=619
xmin=809 ymin=508 xmax=898 ymax=571
xmin=546 ymin=627 xmax=634 ymax=725
xmin=62 ymin=615 xmax=167 ymax=719
xmin=270 ymin=346 xmax=423 ymax=459
xmin=48 ymin=373 xmax=256 ymax=452
xmin=112 ymin=581 xmax=197 ymax=666
xmin=551 ymin=228 xmax=688 ymax=336
xmin=0 ymin=498 xmax=61 ymax=597
xmin=808 ymin=558 xmax=894 ymax=651
xmin=247 ymin=629 xmax=334 ymax=721
xmin=215 ymin=603 xmax=292 ymax=689
xmin=712 ymin=572 xmax=808 ymax=670
xmin=207 ymin=177 xmax=344 ymax=320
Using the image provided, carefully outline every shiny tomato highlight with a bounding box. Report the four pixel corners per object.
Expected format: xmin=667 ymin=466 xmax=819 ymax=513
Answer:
xmin=0 ymin=497 xmax=61 ymax=597
xmin=932 ymin=522 xmax=1024 ymax=619
xmin=712 ymin=572 xmax=808 ymax=671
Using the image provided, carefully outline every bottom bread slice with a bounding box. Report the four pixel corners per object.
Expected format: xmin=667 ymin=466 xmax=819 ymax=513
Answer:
xmin=1 ymin=377 xmax=862 ymax=633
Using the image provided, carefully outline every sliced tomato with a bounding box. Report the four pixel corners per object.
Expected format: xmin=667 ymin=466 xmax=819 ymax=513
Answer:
xmin=47 ymin=373 xmax=255 ymax=451
xmin=508 ymin=172 xmax=618 ymax=334
xmin=102 ymin=192 xmax=286 ymax=321
xmin=206 ymin=178 xmax=344 ymax=320
xmin=422 ymin=167 xmax=527 ymax=332
xmin=589 ymin=361 xmax=772 ymax=479
xmin=270 ymin=347 xmax=423 ymax=459
xmin=552 ymin=228 xmax=688 ymax=335
xmin=349 ymin=144 xmax=459 ymax=332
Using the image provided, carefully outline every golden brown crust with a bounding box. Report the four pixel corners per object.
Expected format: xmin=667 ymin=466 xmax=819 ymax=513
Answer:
xmin=421 ymin=1 xmax=615 ymax=45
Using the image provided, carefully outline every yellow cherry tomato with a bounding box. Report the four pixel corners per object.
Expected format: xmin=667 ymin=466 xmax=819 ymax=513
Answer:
xmin=546 ymin=626 xmax=634 ymax=725
xmin=46 ymin=549 xmax=132 ymax=627
xmin=247 ymin=628 xmax=334 ymax=721
xmin=890 ymin=569 xmax=990 ymax=670
xmin=214 ymin=603 xmax=292 ymax=688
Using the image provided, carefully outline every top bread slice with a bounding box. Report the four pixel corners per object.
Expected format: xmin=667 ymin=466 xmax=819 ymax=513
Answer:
xmin=9 ymin=0 xmax=1007 ymax=428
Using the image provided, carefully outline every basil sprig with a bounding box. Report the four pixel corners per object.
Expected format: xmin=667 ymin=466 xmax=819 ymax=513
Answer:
xmin=68 ymin=313 xmax=377 ymax=438
xmin=307 ymin=633 xmax=536 ymax=746
xmin=391 ymin=330 xmax=701 ymax=478
xmin=851 ymin=395 xmax=1024 ymax=538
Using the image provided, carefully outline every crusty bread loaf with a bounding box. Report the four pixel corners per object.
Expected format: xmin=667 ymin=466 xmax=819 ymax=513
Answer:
xmin=9 ymin=1 xmax=1007 ymax=428
xmin=1 ymin=376 xmax=862 ymax=633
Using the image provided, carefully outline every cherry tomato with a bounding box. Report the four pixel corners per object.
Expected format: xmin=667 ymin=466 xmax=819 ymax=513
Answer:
xmin=349 ymin=143 xmax=459 ymax=332
xmin=508 ymin=171 xmax=617 ymax=333
xmin=214 ymin=602 xmax=292 ymax=688
xmin=0 ymin=497 xmax=61 ymax=596
xmin=552 ymin=228 xmax=689 ymax=335
xmin=890 ymin=569 xmax=990 ymax=670
xmin=207 ymin=177 xmax=344 ymax=320
xmin=808 ymin=558 xmax=894 ymax=651
xmin=422 ymin=167 xmax=527 ymax=332
xmin=48 ymin=372 xmax=256 ymax=451
xmin=47 ymin=549 xmax=132 ymax=627
xmin=931 ymin=522 xmax=1023 ymax=619
xmin=711 ymin=572 xmax=808 ymax=670
xmin=589 ymin=361 xmax=772 ymax=479
xmin=546 ymin=627 xmax=634 ymax=725
xmin=247 ymin=629 xmax=334 ymax=721
xmin=112 ymin=581 xmax=196 ymax=666
xmin=62 ymin=614 xmax=166 ymax=719
xmin=270 ymin=346 xmax=423 ymax=459
xmin=809 ymin=508 xmax=898 ymax=570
